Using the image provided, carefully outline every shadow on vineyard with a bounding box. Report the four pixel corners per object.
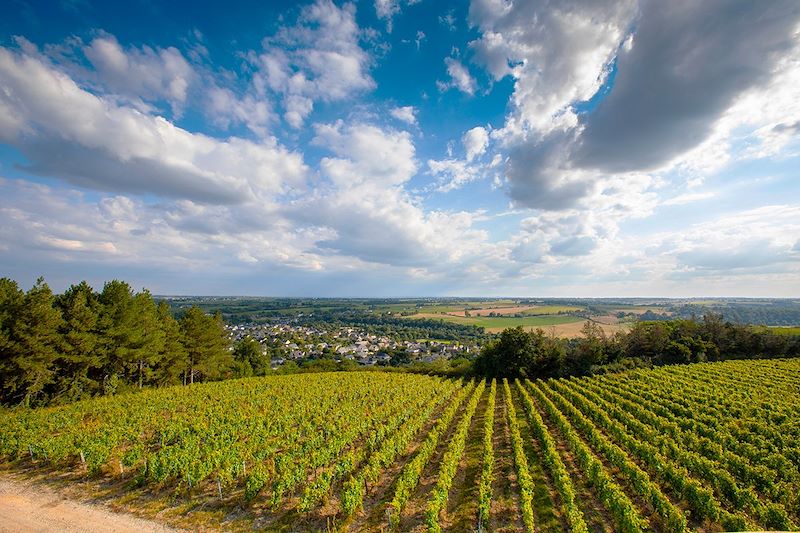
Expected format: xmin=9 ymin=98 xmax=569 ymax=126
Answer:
xmin=2 ymin=358 xmax=800 ymax=531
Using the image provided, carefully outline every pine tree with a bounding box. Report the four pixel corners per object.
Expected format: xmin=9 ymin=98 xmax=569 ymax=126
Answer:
xmin=123 ymin=291 xmax=166 ymax=388
xmin=180 ymin=307 xmax=232 ymax=384
xmin=54 ymin=281 xmax=101 ymax=402
xmin=155 ymin=301 xmax=188 ymax=386
xmin=233 ymin=336 xmax=270 ymax=376
xmin=96 ymin=280 xmax=135 ymax=393
xmin=14 ymin=278 xmax=63 ymax=406
xmin=0 ymin=278 xmax=24 ymax=404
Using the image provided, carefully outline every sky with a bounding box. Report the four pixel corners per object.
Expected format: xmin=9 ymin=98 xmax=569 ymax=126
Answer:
xmin=0 ymin=0 xmax=799 ymax=297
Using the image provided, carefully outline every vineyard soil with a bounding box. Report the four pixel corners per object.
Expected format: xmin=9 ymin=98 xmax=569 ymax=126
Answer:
xmin=0 ymin=475 xmax=184 ymax=533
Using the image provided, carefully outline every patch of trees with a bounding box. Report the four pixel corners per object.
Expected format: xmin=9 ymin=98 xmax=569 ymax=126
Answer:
xmin=296 ymin=314 xmax=489 ymax=342
xmin=473 ymin=315 xmax=800 ymax=379
xmin=670 ymin=303 xmax=800 ymax=326
xmin=0 ymin=277 xmax=239 ymax=407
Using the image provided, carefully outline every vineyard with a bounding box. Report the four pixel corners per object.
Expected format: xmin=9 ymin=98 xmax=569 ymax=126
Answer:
xmin=1 ymin=360 xmax=800 ymax=531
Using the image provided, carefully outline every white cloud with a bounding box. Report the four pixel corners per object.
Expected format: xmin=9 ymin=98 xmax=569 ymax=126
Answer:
xmin=0 ymin=41 xmax=500 ymax=286
xmin=375 ymin=0 xmax=400 ymax=32
xmin=289 ymin=121 xmax=493 ymax=269
xmin=313 ymin=121 xmax=417 ymax=187
xmin=82 ymin=35 xmax=195 ymax=116
xmin=439 ymin=57 xmax=477 ymax=95
xmin=427 ymin=126 xmax=500 ymax=192
xmin=463 ymin=126 xmax=489 ymax=161
xmin=374 ymin=0 xmax=421 ymax=33
xmin=390 ymin=105 xmax=417 ymax=125
xmin=255 ymin=0 xmax=375 ymax=127
xmin=0 ymin=179 xmax=327 ymax=279
xmin=470 ymin=0 xmax=636 ymax=135
xmin=206 ymin=86 xmax=273 ymax=137
xmin=24 ymin=32 xmax=274 ymax=139
xmin=0 ymin=46 xmax=307 ymax=203
xmin=466 ymin=0 xmax=800 ymax=281
xmin=642 ymin=206 xmax=800 ymax=288
xmin=428 ymin=159 xmax=480 ymax=192
xmin=662 ymin=191 xmax=715 ymax=206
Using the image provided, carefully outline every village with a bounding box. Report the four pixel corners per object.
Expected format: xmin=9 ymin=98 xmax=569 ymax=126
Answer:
xmin=227 ymin=322 xmax=478 ymax=368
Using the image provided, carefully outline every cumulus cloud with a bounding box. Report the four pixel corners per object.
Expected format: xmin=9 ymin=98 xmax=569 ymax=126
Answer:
xmin=470 ymin=0 xmax=636 ymax=135
xmin=292 ymin=122 xmax=491 ymax=268
xmin=312 ymin=121 xmax=417 ymax=187
xmin=0 ymin=178 xmax=327 ymax=282
xmin=81 ymin=35 xmax=195 ymax=116
xmin=428 ymin=159 xmax=480 ymax=192
xmin=549 ymin=235 xmax=596 ymax=257
xmin=206 ymin=86 xmax=274 ymax=138
xmin=30 ymin=30 xmax=277 ymax=139
xmin=254 ymin=0 xmax=375 ymax=127
xmin=575 ymin=0 xmax=800 ymax=173
xmin=390 ymin=105 xmax=417 ymax=125
xmin=467 ymin=0 xmax=800 ymax=230
xmin=427 ymin=126 xmax=501 ymax=192
xmin=463 ymin=126 xmax=489 ymax=161
xmin=0 ymin=39 xmax=498 ymax=285
xmin=0 ymin=46 xmax=307 ymax=203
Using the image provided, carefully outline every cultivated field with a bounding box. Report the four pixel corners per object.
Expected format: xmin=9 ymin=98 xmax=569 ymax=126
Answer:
xmin=1 ymin=360 xmax=799 ymax=531
xmin=443 ymin=305 xmax=581 ymax=317
xmin=407 ymin=312 xmax=583 ymax=333
xmin=535 ymin=320 xmax=630 ymax=338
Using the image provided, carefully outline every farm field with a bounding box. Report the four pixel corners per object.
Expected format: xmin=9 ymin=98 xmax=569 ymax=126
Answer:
xmin=2 ymin=360 xmax=800 ymax=532
xmin=404 ymin=311 xmax=627 ymax=337
xmin=538 ymin=319 xmax=630 ymax=338
xmin=442 ymin=304 xmax=582 ymax=317
xmin=406 ymin=312 xmax=584 ymax=333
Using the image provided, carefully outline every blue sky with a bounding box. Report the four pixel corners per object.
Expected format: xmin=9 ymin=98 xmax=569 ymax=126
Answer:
xmin=1 ymin=0 xmax=799 ymax=297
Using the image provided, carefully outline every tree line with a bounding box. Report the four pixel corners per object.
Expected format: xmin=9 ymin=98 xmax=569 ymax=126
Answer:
xmin=474 ymin=315 xmax=800 ymax=379
xmin=0 ymin=277 xmax=244 ymax=407
xmin=671 ymin=303 xmax=800 ymax=326
xmin=5 ymin=276 xmax=799 ymax=406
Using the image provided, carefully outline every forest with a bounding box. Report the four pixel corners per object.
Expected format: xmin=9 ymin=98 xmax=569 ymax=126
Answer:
xmin=0 ymin=277 xmax=235 ymax=406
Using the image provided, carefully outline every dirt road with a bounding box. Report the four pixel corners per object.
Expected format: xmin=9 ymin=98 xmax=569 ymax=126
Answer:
xmin=0 ymin=476 xmax=182 ymax=533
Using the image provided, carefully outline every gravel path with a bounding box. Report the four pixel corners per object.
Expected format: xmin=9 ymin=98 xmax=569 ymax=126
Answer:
xmin=0 ymin=476 xmax=182 ymax=533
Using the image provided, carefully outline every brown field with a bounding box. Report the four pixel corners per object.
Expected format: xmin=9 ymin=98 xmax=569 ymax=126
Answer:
xmin=445 ymin=305 xmax=580 ymax=317
xmin=445 ymin=305 xmax=542 ymax=317
xmin=589 ymin=314 xmax=622 ymax=325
